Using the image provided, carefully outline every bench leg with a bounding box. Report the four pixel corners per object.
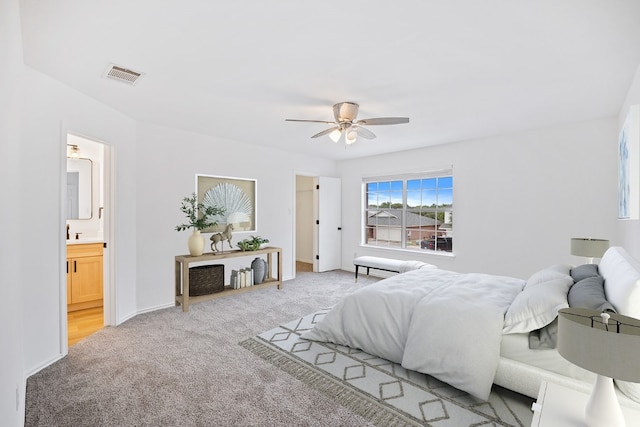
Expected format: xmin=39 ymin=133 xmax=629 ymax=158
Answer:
xmin=355 ymin=265 xmax=359 ymax=282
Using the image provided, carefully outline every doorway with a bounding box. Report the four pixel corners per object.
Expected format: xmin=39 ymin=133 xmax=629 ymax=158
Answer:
xmin=65 ymin=133 xmax=111 ymax=348
xmin=295 ymin=174 xmax=342 ymax=274
xmin=295 ymin=175 xmax=314 ymax=274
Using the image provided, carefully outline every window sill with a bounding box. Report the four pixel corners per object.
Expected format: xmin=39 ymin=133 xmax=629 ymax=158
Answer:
xmin=359 ymin=244 xmax=456 ymax=259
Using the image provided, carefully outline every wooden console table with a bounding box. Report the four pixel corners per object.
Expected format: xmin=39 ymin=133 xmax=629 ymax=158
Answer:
xmin=175 ymin=246 xmax=282 ymax=312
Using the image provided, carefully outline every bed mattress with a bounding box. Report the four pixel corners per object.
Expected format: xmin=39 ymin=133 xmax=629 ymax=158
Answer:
xmin=495 ymin=332 xmax=596 ymax=398
xmin=499 ymin=333 xmax=594 ymax=384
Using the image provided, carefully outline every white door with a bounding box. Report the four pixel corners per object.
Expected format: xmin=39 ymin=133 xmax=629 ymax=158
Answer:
xmin=315 ymin=176 xmax=342 ymax=272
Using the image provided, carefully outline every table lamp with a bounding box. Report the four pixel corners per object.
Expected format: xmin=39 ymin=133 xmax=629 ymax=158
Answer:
xmin=558 ymin=308 xmax=640 ymax=427
xmin=570 ymin=238 xmax=610 ymax=264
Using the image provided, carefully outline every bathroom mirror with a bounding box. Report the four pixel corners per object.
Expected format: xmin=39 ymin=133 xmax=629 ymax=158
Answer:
xmin=66 ymin=158 xmax=92 ymax=219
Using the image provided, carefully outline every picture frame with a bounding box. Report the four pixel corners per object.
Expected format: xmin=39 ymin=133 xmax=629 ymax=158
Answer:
xmin=618 ymin=105 xmax=640 ymax=220
xmin=196 ymin=174 xmax=257 ymax=233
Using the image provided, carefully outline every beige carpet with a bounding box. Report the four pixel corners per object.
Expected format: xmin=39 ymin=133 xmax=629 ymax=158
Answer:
xmin=25 ymin=269 xmax=380 ymax=426
xmin=25 ymin=268 xmax=533 ymax=426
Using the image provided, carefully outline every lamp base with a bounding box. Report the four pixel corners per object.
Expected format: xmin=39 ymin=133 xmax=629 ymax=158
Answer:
xmin=586 ymin=375 xmax=625 ymax=427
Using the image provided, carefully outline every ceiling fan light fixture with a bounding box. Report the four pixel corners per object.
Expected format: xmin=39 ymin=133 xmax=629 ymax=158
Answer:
xmin=335 ymin=102 xmax=359 ymax=122
xmin=329 ymin=128 xmax=342 ymax=143
xmin=286 ymin=101 xmax=409 ymax=146
xmin=346 ymin=130 xmax=358 ymax=145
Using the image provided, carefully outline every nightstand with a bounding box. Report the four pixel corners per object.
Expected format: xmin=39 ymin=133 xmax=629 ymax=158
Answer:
xmin=531 ymin=381 xmax=640 ymax=426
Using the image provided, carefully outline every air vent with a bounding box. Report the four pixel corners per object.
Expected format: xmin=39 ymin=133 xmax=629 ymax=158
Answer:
xmin=103 ymin=63 xmax=144 ymax=86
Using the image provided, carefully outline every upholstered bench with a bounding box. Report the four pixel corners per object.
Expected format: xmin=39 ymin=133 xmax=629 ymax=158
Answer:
xmin=353 ymin=256 xmax=433 ymax=282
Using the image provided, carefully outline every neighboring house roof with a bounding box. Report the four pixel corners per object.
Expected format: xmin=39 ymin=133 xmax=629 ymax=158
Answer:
xmin=367 ymin=210 xmax=440 ymax=227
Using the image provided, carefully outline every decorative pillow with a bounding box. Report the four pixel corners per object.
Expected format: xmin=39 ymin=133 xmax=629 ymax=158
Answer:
xmin=570 ymin=264 xmax=600 ymax=282
xmin=503 ymin=274 xmax=573 ymax=334
xmin=525 ymin=265 xmax=571 ymax=287
xmin=568 ymin=276 xmax=616 ymax=313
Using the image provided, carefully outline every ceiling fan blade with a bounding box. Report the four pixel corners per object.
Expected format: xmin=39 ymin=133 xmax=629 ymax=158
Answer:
xmin=356 ymin=117 xmax=410 ymax=126
xmin=311 ymin=126 xmax=340 ymax=139
xmin=285 ymin=119 xmax=337 ymax=124
xmin=351 ymin=125 xmax=376 ymax=140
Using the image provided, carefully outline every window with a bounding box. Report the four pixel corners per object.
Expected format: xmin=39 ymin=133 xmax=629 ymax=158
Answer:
xmin=364 ymin=169 xmax=453 ymax=253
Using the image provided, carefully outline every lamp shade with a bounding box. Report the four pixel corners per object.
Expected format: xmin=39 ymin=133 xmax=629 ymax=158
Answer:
xmin=558 ymin=307 xmax=640 ymax=382
xmin=570 ymin=238 xmax=610 ymax=258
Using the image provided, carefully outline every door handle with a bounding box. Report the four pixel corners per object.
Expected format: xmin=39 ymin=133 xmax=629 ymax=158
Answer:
xmin=337 ymin=227 xmax=342 ymax=230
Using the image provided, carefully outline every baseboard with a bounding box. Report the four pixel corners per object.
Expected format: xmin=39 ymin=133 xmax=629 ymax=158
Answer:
xmin=25 ymin=353 xmax=65 ymax=378
xmin=135 ymin=302 xmax=175 ymax=317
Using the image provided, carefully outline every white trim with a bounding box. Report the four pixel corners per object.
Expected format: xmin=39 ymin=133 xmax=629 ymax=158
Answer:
xmin=359 ymin=244 xmax=456 ymax=259
xmin=133 ymin=302 xmax=175 ymax=317
xmin=361 ymin=168 xmax=454 ymax=254
xmin=59 ymin=122 xmax=69 ymax=357
xmin=24 ymin=353 xmax=65 ymax=378
xmin=362 ymin=165 xmax=453 ymax=182
xmin=103 ymin=142 xmax=116 ymax=326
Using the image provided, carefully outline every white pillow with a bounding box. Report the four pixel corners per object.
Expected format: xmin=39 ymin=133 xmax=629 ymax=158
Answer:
xmin=599 ymin=247 xmax=640 ymax=404
xmin=600 ymin=246 xmax=640 ymax=319
xmin=525 ymin=265 xmax=571 ymax=287
xmin=503 ymin=270 xmax=573 ymax=334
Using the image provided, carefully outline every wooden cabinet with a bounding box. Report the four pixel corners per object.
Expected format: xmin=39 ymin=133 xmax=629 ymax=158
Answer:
xmin=67 ymin=242 xmax=104 ymax=312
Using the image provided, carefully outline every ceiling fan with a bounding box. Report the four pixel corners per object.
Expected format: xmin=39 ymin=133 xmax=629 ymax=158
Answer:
xmin=286 ymin=102 xmax=409 ymax=145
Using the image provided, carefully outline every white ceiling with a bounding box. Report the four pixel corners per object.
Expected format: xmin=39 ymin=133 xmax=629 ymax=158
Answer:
xmin=19 ymin=0 xmax=640 ymax=161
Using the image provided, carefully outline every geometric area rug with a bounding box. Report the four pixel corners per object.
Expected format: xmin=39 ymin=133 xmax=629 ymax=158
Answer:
xmin=240 ymin=308 xmax=534 ymax=427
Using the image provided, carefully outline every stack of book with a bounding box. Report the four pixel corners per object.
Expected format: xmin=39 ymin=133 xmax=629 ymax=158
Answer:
xmin=230 ymin=268 xmax=254 ymax=289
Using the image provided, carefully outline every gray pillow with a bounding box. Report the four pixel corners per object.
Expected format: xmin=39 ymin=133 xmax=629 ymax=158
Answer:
xmin=568 ymin=276 xmax=617 ymax=312
xmin=570 ymin=264 xmax=600 ymax=282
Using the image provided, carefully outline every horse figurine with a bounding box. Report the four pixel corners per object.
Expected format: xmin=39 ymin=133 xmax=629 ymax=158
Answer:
xmin=210 ymin=224 xmax=234 ymax=253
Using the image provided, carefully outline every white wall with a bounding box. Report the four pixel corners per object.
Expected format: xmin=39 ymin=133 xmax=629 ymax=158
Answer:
xmin=134 ymin=122 xmax=338 ymax=311
xmin=20 ymin=66 xmax=138 ymax=376
xmin=339 ymin=118 xmax=619 ymax=279
xmin=8 ymin=61 xmax=339 ymax=425
xmin=617 ymin=64 xmax=640 ymax=260
xmin=1 ymin=0 xmax=26 ymax=424
xmin=6 ymin=0 xmax=637 ymax=420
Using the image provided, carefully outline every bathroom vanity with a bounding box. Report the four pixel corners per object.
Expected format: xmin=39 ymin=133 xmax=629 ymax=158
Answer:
xmin=66 ymin=242 xmax=103 ymax=312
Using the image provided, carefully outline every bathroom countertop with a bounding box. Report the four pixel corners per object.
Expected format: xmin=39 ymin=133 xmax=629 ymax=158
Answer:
xmin=66 ymin=238 xmax=104 ymax=245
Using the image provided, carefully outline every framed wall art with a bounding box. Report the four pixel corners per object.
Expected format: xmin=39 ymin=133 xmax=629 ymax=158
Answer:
xmin=196 ymin=174 xmax=257 ymax=232
xmin=618 ymin=104 xmax=640 ymax=220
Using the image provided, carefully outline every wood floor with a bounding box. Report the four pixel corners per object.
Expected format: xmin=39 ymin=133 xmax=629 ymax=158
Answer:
xmin=296 ymin=261 xmax=313 ymax=273
xmin=67 ymin=307 xmax=103 ymax=347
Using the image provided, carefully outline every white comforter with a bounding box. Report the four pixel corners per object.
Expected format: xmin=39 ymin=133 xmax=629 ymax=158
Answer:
xmin=301 ymin=267 xmax=524 ymax=400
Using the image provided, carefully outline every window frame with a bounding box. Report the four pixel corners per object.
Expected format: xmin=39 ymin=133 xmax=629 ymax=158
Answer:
xmin=362 ymin=168 xmax=453 ymax=254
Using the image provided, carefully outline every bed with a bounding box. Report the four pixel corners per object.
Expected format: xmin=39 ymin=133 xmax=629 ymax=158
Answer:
xmin=301 ymin=246 xmax=640 ymax=405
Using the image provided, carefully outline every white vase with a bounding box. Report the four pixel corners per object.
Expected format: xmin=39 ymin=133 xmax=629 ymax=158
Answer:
xmin=187 ymin=230 xmax=205 ymax=256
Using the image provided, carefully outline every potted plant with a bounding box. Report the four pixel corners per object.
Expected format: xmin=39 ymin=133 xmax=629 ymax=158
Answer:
xmin=236 ymin=236 xmax=269 ymax=251
xmin=175 ymin=192 xmax=225 ymax=256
